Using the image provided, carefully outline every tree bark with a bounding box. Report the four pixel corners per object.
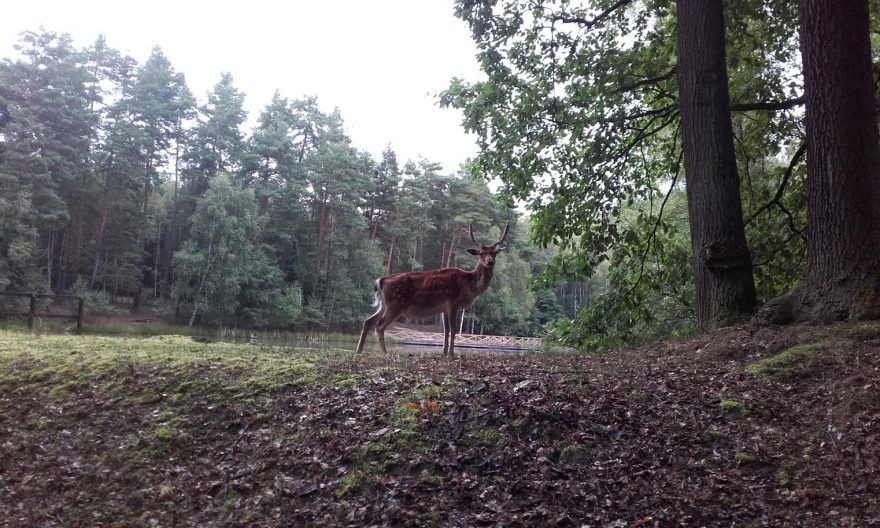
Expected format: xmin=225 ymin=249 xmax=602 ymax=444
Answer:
xmin=792 ymin=0 xmax=880 ymax=321
xmin=385 ymin=238 xmax=394 ymax=275
xmin=91 ymin=163 xmax=116 ymax=288
xmin=677 ymin=0 xmax=756 ymax=330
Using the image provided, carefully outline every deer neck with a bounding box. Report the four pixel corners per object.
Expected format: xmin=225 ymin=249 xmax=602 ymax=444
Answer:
xmin=471 ymin=263 xmax=495 ymax=293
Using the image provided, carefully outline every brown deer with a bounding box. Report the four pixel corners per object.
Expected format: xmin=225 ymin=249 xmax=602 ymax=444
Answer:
xmin=356 ymin=223 xmax=509 ymax=356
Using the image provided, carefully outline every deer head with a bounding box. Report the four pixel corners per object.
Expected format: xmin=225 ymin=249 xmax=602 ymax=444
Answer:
xmin=465 ymin=222 xmax=509 ymax=270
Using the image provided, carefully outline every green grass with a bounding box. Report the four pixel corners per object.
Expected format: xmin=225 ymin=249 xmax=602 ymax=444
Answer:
xmin=0 ymin=330 xmax=355 ymax=403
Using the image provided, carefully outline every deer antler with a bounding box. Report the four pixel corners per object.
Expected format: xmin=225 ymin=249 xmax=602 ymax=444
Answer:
xmin=468 ymin=223 xmax=480 ymax=245
xmin=497 ymin=222 xmax=510 ymax=246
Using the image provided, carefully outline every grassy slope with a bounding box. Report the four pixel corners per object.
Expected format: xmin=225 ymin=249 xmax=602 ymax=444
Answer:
xmin=1 ymin=324 xmax=879 ymax=527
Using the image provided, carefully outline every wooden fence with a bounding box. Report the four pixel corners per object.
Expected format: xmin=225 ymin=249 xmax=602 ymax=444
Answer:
xmin=385 ymin=325 xmax=542 ymax=351
xmin=0 ymin=292 xmax=84 ymax=334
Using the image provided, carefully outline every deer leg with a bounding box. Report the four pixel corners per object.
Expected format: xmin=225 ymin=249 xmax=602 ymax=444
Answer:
xmin=447 ymin=309 xmax=459 ymax=356
xmin=376 ymin=307 xmax=403 ymax=354
xmin=441 ymin=313 xmax=450 ymax=355
xmin=356 ymin=310 xmax=383 ymax=353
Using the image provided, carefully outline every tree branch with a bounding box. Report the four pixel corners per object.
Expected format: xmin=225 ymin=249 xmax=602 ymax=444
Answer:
xmin=630 ymin=129 xmax=683 ymax=296
xmin=730 ymin=95 xmax=804 ymax=112
xmin=552 ymin=0 xmax=636 ymax=31
xmin=626 ymin=104 xmax=678 ymax=121
xmin=744 ymin=141 xmax=807 ymax=239
xmin=616 ymin=110 xmax=680 ymax=164
xmin=616 ymin=68 xmax=677 ymax=94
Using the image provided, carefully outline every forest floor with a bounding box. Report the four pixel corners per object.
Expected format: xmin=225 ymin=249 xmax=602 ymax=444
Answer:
xmin=1 ymin=322 xmax=879 ymax=527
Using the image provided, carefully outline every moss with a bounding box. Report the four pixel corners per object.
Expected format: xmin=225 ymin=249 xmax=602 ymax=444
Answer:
xmin=329 ymin=374 xmax=358 ymax=389
xmin=745 ymin=341 xmax=835 ymax=379
xmin=25 ymin=416 xmax=48 ymax=430
xmin=153 ymin=426 xmax=175 ymax=443
xmin=407 ymin=381 xmax=454 ymax=404
xmin=846 ymin=322 xmax=880 ymax=341
xmin=465 ymin=428 xmax=503 ymax=447
xmin=852 ymin=274 xmax=880 ymax=320
xmin=734 ymin=452 xmax=758 ymax=464
xmin=48 ymin=379 xmax=90 ymax=401
xmin=718 ymin=400 xmax=747 ymax=414
xmin=559 ymin=444 xmax=590 ymax=465
xmin=225 ymin=360 xmax=316 ymax=398
xmin=337 ymin=472 xmax=367 ymax=498
xmin=707 ymin=430 xmax=728 ymax=442
xmin=222 ymin=492 xmax=241 ymax=510
xmin=626 ymin=389 xmax=649 ymax=403
xmin=776 ymin=470 xmax=791 ymax=487
xmin=296 ymin=373 xmax=321 ymax=385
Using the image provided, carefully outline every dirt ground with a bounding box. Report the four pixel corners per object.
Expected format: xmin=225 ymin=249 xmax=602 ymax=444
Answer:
xmin=1 ymin=322 xmax=879 ymax=527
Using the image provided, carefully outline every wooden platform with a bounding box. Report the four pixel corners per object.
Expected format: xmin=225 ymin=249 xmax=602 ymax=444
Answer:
xmin=385 ymin=325 xmax=542 ymax=351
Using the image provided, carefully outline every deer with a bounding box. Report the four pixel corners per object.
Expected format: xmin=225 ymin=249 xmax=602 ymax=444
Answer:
xmin=356 ymin=222 xmax=509 ymax=356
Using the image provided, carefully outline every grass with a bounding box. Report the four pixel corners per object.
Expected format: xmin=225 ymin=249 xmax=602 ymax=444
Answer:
xmin=0 ymin=330 xmax=354 ymax=404
xmin=2 ymin=319 xmax=367 ymax=347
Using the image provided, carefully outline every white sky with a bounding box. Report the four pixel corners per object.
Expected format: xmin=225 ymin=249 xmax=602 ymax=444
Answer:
xmin=0 ymin=0 xmax=484 ymax=172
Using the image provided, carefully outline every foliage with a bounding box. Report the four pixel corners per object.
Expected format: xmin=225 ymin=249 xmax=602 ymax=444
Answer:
xmin=443 ymin=0 xmax=807 ymax=348
xmin=171 ymin=174 xmax=280 ymax=326
xmin=69 ymin=277 xmax=116 ymax=315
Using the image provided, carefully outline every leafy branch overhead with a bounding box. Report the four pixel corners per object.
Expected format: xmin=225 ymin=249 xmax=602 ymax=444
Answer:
xmin=443 ymin=0 xmax=815 ymax=346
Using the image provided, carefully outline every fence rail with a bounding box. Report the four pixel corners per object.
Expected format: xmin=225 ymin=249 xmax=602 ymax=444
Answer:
xmin=0 ymin=292 xmax=84 ymax=334
xmin=385 ymin=326 xmax=542 ymax=351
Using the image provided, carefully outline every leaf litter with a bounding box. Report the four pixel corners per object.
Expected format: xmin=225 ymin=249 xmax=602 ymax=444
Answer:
xmin=0 ymin=323 xmax=879 ymax=526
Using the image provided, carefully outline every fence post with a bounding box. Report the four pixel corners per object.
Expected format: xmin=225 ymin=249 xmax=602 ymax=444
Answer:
xmin=27 ymin=294 xmax=36 ymax=330
xmin=76 ymin=297 xmax=84 ymax=335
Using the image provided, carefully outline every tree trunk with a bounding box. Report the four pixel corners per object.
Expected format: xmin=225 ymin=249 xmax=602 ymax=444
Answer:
xmin=91 ymin=207 xmax=110 ymax=288
xmin=676 ymin=0 xmax=756 ymax=330
xmin=370 ymin=216 xmax=378 ymax=240
xmin=793 ymin=0 xmax=880 ymax=320
xmin=161 ymin=131 xmax=183 ymax=298
xmin=153 ymin=228 xmax=161 ymax=298
xmin=45 ymin=233 xmax=52 ymax=290
xmin=91 ymin=157 xmax=117 ymax=288
xmin=385 ymin=238 xmax=394 ymax=275
xmin=445 ymin=234 xmax=458 ymax=268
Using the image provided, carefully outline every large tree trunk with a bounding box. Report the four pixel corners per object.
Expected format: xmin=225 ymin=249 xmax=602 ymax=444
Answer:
xmin=794 ymin=0 xmax=880 ymax=320
xmin=676 ymin=0 xmax=756 ymax=330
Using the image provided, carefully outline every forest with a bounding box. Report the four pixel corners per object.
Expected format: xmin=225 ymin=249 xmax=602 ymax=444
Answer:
xmin=0 ymin=29 xmax=592 ymax=339
xmin=3 ymin=0 xmax=880 ymax=351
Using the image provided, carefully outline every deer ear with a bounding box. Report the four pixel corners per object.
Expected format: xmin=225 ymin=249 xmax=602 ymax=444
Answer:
xmin=466 ymin=248 xmax=480 ymax=256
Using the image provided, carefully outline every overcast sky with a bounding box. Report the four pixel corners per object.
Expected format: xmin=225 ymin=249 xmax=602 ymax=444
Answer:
xmin=1 ymin=0 xmax=484 ymax=172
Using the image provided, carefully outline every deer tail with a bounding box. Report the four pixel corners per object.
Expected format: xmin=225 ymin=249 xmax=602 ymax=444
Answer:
xmin=372 ymin=278 xmax=383 ymax=307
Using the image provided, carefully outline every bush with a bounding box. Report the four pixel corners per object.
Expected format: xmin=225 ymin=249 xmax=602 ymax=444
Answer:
xmin=70 ymin=278 xmax=117 ymax=316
